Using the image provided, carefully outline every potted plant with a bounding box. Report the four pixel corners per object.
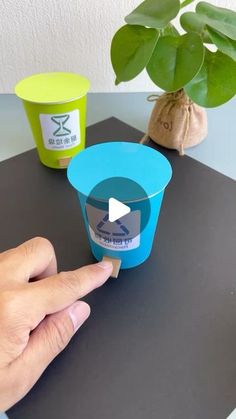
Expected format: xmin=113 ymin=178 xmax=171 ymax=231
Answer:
xmin=110 ymin=0 xmax=236 ymax=155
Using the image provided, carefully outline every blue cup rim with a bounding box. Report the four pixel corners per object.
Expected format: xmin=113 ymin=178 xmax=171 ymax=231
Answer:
xmin=67 ymin=142 xmax=172 ymax=200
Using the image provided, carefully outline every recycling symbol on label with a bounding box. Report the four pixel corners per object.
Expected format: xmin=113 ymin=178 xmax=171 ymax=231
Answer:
xmin=96 ymin=213 xmax=130 ymax=236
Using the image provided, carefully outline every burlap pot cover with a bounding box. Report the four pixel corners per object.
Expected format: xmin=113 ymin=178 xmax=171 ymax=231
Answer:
xmin=141 ymin=90 xmax=208 ymax=156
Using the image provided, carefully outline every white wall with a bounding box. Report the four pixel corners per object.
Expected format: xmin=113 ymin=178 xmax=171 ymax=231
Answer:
xmin=0 ymin=0 xmax=235 ymax=93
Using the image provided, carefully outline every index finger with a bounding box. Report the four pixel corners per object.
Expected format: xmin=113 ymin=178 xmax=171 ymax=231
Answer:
xmin=24 ymin=260 xmax=113 ymax=326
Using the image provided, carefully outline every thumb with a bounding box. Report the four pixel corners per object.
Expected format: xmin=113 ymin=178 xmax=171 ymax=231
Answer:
xmin=12 ymin=301 xmax=90 ymax=403
xmin=27 ymin=300 xmax=90 ymax=368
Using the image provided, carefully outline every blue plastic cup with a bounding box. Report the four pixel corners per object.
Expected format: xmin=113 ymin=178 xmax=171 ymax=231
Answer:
xmin=67 ymin=142 xmax=172 ymax=269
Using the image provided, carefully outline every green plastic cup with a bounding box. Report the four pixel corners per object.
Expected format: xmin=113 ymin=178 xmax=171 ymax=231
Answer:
xmin=15 ymin=72 xmax=90 ymax=169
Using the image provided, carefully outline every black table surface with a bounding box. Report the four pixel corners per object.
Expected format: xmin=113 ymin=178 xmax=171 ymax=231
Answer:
xmin=1 ymin=117 xmax=236 ymax=419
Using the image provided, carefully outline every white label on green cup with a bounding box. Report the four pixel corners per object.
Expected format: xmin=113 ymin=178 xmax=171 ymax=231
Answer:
xmin=86 ymin=204 xmax=140 ymax=251
xmin=39 ymin=110 xmax=80 ymax=151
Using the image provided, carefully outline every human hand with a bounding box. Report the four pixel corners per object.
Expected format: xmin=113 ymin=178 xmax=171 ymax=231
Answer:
xmin=0 ymin=237 xmax=112 ymax=411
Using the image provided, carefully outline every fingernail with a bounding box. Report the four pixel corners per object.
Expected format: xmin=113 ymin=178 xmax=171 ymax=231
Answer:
xmin=97 ymin=260 xmax=113 ymax=270
xmin=68 ymin=301 xmax=90 ymax=332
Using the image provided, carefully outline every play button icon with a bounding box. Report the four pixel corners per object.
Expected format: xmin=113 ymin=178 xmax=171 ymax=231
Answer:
xmin=85 ymin=177 xmax=151 ymax=242
xmin=108 ymin=198 xmax=131 ymax=222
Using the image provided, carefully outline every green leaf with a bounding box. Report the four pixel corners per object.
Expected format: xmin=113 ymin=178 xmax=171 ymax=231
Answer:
xmin=162 ymin=23 xmax=179 ymax=37
xmin=180 ymin=0 xmax=195 ymax=9
xmin=146 ymin=33 xmax=205 ymax=92
xmin=196 ymin=1 xmax=236 ymax=40
xmin=207 ymin=26 xmax=236 ymax=61
xmin=125 ymin=0 xmax=180 ymax=29
xmin=180 ymin=12 xmax=212 ymax=43
xmin=185 ymin=49 xmax=236 ymax=107
xmin=111 ymin=25 xmax=159 ymax=82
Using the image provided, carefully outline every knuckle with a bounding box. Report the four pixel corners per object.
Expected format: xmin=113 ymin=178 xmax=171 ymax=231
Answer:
xmin=33 ymin=236 xmax=54 ymax=251
xmin=79 ymin=267 xmax=93 ymax=284
xmin=22 ymin=237 xmax=54 ymax=257
xmin=57 ymin=271 xmax=83 ymax=296
xmin=47 ymin=316 xmax=72 ymax=353
xmin=74 ymin=267 xmax=94 ymax=290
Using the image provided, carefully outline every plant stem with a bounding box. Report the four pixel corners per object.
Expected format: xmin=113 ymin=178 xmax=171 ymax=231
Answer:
xmin=180 ymin=0 xmax=195 ymax=9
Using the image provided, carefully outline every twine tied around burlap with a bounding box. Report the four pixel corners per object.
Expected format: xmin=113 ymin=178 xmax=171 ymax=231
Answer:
xmin=140 ymin=89 xmax=208 ymax=156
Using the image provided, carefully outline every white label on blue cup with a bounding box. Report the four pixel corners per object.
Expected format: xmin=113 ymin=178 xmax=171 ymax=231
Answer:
xmin=89 ymin=226 xmax=140 ymax=251
xmin=39 ymin=110 xmax=80 ymax=151
xmin=86 ymin=204 xmax=141 ymax=251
